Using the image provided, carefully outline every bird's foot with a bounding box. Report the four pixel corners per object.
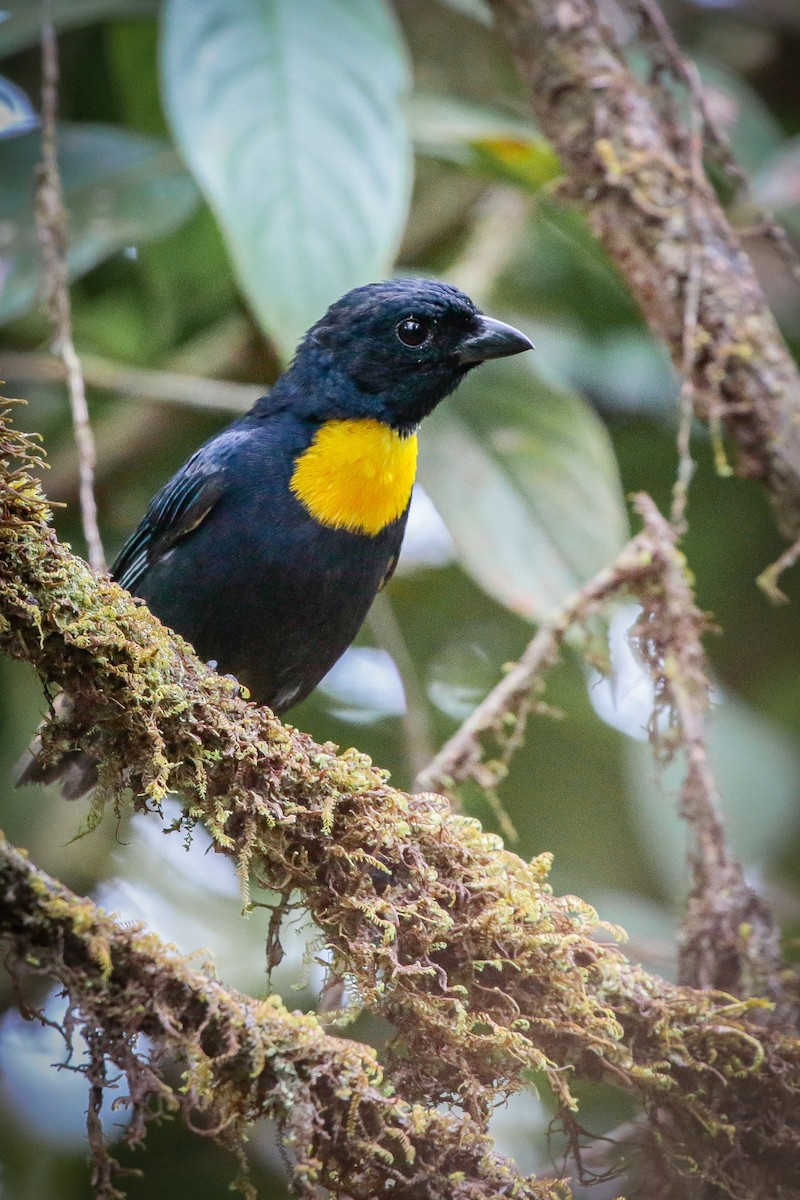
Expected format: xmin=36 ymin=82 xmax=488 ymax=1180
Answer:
xmin=205 ymin=660 xmax=249 ymax=700
xmin=224 ymin=673 xmax=249 ymax=700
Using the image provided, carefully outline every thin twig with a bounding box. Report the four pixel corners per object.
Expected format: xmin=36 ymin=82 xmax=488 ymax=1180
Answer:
xmin=670 ymin=56 xmax=705 ymax=531
xmin=757 ymin=533 xmax=800 ymax=604
xmin=1 ymin=350 xmax=261 ymax=416
xmin=417 ymin=492 xmax=788 ymax=1010
xmin=34 ymin=16 xmax=105 ymax=571
xmin=415 ymin=534 xmax=654 ymax=794
xmin=633 ymin=497 xmax=733 ymax=884
xmin=630 ymin=499 xmax=785 ymax=1004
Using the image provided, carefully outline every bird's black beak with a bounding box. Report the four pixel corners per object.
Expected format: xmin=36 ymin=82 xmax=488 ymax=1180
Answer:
xmin=456 ymin=315 xmax=534 ymax=365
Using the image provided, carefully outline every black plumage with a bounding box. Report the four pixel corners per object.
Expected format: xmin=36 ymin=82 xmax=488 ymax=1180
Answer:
xmin=112 ymin=279 xmax=531 ymax=711
xmin=19 ymin=279 xmax=532 ymax=796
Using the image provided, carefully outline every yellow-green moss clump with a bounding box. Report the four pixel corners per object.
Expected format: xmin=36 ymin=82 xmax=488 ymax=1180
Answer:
xmin=0 ymin=835 xmax=563 ymax=1200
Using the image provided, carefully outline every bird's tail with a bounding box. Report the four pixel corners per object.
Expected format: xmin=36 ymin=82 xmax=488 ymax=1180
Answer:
xmin=14 ymin=694 xmax=99 ymax=801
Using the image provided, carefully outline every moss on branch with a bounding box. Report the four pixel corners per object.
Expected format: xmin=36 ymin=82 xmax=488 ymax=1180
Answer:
xmin=0 ymin=836 xmax=557 ymax=1200
xmin=488 ymin=0 xmax=800 ymax=541
xmin=2 ymin=403 xmax=800 ymax=1197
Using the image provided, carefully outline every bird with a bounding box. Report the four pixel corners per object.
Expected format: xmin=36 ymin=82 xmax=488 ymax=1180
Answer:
xmin=18 ymin=278 xmax=532 ymax=798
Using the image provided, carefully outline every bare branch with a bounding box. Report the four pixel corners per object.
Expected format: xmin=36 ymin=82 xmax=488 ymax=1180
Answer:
xmin=415 ymin=539 xmax=646 ymax=795
xmin=34 ymin=17 xmax=105 ymax=571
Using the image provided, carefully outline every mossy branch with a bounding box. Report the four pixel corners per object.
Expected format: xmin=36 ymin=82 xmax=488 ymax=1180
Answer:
xmin=2 ymin=401 xmax=800 ymax=1197
xmin=489 ymin=0 xmax=800 ymax=543
xmin=419 ymin=494 xmax=789 ymax=1010
xmin=0 ymin=836 xmax=555 ymax=1200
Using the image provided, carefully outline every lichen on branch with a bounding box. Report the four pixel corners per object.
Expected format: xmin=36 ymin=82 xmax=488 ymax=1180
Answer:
xmin=1 ymin=399 xmax=800 ymax=1197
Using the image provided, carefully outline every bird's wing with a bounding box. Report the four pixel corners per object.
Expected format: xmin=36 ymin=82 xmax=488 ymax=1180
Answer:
xmin=112 ymin=447 xmax=227 ymax=594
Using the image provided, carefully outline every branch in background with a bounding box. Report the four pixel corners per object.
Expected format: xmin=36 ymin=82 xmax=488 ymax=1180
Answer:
xmin=630 ymin=0 xmax=800 ymax=284
xmin=414 ymin=540 xmax=642 ymax=796
xmin=631 ymin=498 xmax=786 ymax=1004
xmin=0 ymin=837 xmax=554 ymax=1200
xmin=488 ymin=0 xmax=800 ymax=544
xmin=668 ymin=45 xmax=705 ymax=531
xmin=419 ymin=492 xmax=788 ymax=1009
xmin=2 ymin=401 xmax=800 ymax=1198
xmin=1 ymin=350 xmax=261 ymax=418
xmin=42 ymin=314 xmax=257 ymax=506
xmin=34 ymin=18 xmax=105 ymax=571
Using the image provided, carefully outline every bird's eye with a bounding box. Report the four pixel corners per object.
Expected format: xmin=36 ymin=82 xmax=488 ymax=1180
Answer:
xmin=396 ymin=316 xmax=431 ymax=347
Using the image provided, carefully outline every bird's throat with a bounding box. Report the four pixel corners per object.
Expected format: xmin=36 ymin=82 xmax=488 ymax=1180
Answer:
xmin=290 ymin=418 xmax=418 ymax=536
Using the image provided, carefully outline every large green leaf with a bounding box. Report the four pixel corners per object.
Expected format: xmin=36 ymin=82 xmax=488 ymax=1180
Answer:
xmin=0 ymin=0 xmax=158 ymax=58
xmin=418 ymin=356 xmax=629 ymax=621
xmin=0 ymin=123 xmax=198 ymax=326
xmin=161 ymin=0 xmax=412 ymax=359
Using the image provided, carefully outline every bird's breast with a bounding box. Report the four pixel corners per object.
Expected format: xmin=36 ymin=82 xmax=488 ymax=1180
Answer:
xmin=289 ymin=417 xmax=418 ymax=536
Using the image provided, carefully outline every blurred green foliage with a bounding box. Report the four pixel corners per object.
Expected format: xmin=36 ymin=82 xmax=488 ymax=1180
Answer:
xmin=1 ymin=0 xmax=800 ymax=1196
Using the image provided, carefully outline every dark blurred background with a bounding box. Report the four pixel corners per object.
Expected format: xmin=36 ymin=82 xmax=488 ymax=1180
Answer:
xmin=1 ymin=0 xmax=800 ymax=1195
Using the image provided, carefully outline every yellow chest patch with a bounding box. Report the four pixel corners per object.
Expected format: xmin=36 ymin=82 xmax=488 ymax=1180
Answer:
xmin=290 ymin=418 xmax=418 ymax=535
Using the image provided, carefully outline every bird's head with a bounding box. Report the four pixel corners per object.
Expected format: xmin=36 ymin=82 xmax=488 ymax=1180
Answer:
xmin=292 ymin=279 xmax=533 ymax=433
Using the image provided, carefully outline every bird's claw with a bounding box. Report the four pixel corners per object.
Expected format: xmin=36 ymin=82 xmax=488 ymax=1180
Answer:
xmin=206 ymin=660 xmax=248 ymax=700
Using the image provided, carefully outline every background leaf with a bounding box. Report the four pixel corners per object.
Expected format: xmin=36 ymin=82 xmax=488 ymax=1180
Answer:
xmin=418 ymin=356 xmax=630 ymax=621
xmin=0 ymin=0 xmax=158 ymax=58
xmin=752 ymin=135 xmax=800 ymax=239
xmin=0 ymin=123 xmax=198 ymax=325
xmin=0 ymin=75 xmax=37 ymax=138
xmin=432 ymin=0 xmax=491 ymax=26
xmin=160 ymin=0 xmax=413 ymax=358
xmin=408 ymin=90 xmax=561 ymax=188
